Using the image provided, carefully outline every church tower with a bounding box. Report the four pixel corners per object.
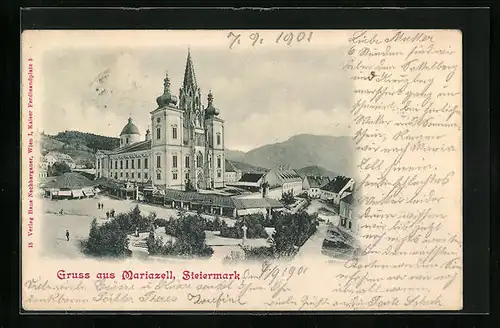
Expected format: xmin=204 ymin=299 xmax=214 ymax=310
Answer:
xmin=150 ymin=71 xmax=183 ymax=190
xmin=179 ymin=50 xmax=207 ymax=190
xmin=204 ymin=91 xmax=225 ymax=189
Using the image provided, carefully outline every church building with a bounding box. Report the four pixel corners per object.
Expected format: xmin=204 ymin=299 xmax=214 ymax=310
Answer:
xmin=95 ymin=50 xmax=225 ymax=191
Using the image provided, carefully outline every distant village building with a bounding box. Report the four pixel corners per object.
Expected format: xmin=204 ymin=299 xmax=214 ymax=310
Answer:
xmin=224 ymin=159 xmax=242 ymax=183
xmin=265 ymin=167 xmax=303 ymax=197
xmin=232 ymin=167 xmax=304 ymax=200
xmin=44 ymin=151 xmax=76 ymax=169
xmin=304 ymin=176 xmax=331 ymax=198
xmin=95 ymin=50 xmax=226 ymax=192
xmin=38 ymin=167 xmax=48 ymax=178
xmin=38 ymin=155 xmax=49 ymax=178
xmin=339 ymin=193 xmax=356 ymax=232
xmin=320 ymin=176 xmax=355 ymax=205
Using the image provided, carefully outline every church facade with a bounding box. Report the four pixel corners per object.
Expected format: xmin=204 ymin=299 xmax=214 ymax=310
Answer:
xmin=95 ymin=51 xmax=225 ymax=191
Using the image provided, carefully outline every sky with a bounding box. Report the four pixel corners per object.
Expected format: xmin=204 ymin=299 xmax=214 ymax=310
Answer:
xmin=41 ymin=45 xmax=353 ymax=152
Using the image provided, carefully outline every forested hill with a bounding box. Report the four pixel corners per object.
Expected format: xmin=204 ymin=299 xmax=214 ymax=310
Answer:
xmin=51 ymin=131 xmax=120 ymax=152
xmin=40 ymin=131 xmax=120 ymax=166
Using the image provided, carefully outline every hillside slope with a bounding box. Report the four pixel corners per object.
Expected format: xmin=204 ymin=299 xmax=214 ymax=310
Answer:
xmin=242 ymin=134 xmax=355 ymax=177
xmin=296 ymin=165 xmax=336 ymax=179
xmin=40 ymin=131 xmax=119 ymax=166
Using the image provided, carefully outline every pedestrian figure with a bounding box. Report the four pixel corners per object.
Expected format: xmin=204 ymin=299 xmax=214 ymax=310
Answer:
xmin=106 ymin=211 xmax=109 ymax=219
xmin=111 ymin=209 xmax=115 ymax=217
xmin=60 ymin=209 xmax=63 ymax=215
xmin=65 ymin=230 xmax=70 ymax=241
xmin=135 ymin=227 xmax=139 ymax=237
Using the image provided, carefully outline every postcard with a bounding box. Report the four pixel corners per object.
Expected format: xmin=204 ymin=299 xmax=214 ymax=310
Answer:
xmin=21 ymin=29 xmax=462 ymax=311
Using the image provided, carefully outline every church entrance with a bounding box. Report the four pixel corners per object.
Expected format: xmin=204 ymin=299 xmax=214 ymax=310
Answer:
xmin=196 ymin=171 xmax=205 ymax=190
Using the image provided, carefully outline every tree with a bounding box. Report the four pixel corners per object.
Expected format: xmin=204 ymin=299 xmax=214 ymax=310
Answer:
xmin=48 ymin=161 xmax=71 ymax=176
xmin=161 ymin=213 xmax=214 ymax=257
xmin=82 ymin=219 xmax=131 ymax=257
xmin=146 ymin=231 xmax=163 ymax=255
xmin=280 ymin=191 xmax=296 ymax=206
xmin=271 ymin=211 xmax=318 ymax=258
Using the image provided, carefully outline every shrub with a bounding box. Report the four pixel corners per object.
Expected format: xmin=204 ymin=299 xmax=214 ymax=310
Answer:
xmin=243 ymin=245 xmax=276 ymax=260
xmin=152 ymin=212 xmax=214 ymax=258
xmin=111 ymin=205 xmax=154 ymax=234
xmin=146 ymin=231 xmax=163 ymax=255
xmin=82 ymin=219 xmax=131 ymax=257
xmin=154 ymin=217 xmax=169 ymax=227
xmin=223 ymin=250 xmax=245 ymax=264
xmin=205 ymin=215 xmax=222 ymax=231
xmin=219 ymin=213 xmax=268 ymax=239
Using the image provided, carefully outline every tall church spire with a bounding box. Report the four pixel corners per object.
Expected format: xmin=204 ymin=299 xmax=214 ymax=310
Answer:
xmin=179 ymin=49 xmax=202 ymax=115
xmin=182 ymin=48 xmax=198 ymax=91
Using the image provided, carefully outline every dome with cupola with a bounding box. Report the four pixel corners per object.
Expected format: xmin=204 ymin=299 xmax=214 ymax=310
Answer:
xmin=120 ymin=117 xmax=140 ymax=136
xmin=119 ymin=117 xmax=141 ymax=147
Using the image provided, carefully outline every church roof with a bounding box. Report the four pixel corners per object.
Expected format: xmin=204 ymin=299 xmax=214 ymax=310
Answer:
xmin=112 ymin=140 xmax=151 ymax=154
xmin=120 ymin=118 xmax=140 ymax=136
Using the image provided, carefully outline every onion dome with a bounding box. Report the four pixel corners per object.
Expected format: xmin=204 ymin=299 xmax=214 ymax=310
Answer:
xmin=205 ymin=90 xmax=219 ymax=117
xmin=156 ymin=71 xmax=178 ymax=107
xmin=120 ymin=117 xmax=140 ymax=136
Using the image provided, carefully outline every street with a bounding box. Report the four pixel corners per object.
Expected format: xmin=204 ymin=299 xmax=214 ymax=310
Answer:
xmin=295 ymin=199 xmax=340 ymax=261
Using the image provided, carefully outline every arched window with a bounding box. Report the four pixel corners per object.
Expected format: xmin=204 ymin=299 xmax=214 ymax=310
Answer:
xmin=216 ymin=133 xmax=221 ymax=146
xmin=196 ymin=152 xmax=203 ymax=168
xmin=156 ymin=127 xmax=161 ymax=140
xmin=217 ymin=156 xmax=221 ymax=169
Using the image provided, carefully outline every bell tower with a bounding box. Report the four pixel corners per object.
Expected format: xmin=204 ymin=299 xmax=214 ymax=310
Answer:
xmin=179 ymin=49 xmax=206 ymax=190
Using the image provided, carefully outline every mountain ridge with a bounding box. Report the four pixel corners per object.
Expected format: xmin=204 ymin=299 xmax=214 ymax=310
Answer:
xmin=225 ymin=134 xmax=355 ymax=177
